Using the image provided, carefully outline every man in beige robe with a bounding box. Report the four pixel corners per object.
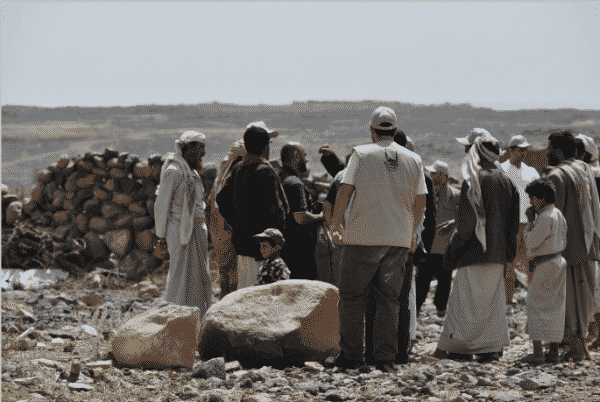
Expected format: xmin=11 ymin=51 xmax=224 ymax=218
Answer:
xmin=546 ymin=131 xmax=600 ymax=361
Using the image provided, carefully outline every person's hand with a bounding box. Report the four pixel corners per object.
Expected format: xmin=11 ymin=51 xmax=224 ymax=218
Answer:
xmin=318 ymin=145 xmax=335 ymax=157
xmin=331 ymin=226 xmax=344 ymax=245
xmin=409 ymin=234 xmax=418 ymax=253
xmin=526 ymin=206 xmax=535 ymax=223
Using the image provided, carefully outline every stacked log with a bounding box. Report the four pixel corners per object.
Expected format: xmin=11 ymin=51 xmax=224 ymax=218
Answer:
xmin=6 ymin=149 xmax=217 ymax=281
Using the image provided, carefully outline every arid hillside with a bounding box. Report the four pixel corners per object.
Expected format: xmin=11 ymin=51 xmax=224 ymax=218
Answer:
xmin=3 ymin=101 xmax=599 ymax=189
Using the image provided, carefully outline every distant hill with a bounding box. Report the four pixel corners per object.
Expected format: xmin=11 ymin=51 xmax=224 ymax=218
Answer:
xmin=2 ymin=101 xmax=599 ymax=189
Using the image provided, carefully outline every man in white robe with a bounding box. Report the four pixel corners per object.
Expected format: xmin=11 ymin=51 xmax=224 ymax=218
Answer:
xmin=155 ymin=131 xmax=214 ymax=317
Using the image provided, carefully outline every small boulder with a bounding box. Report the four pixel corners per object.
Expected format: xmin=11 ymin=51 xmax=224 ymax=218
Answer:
xmin=135 ymin=229 xmax=157 ymax=253
xmin=6 ymin=201 xmax=23 ymax=225
xmin=102 ymin=229 xmax=133 ymax=257
xmin=53 ymin=210 xmax=70 ymax=226
xmin=138 ymin=283 xmax=160 ymax=298
xmin=128 ymin=201 xmax=147 ymax=217
xmin=132 ymin=216 xmax=153 ymax=232
xmin=101 ymin=202 xmax=123 ymax=220
xmin=191 ymin=357 xmax=226 ymax=380
xmin=82 ymin=293 xmax=104 ymax=307
xmin=114 ymin=213 xmax=134 ymax=229
xmin=113 ymin=193 xmax=132 ymax=207
xmin=83 ymin=231 xmax=109 ymax=261
xmin=112 ymin=303 xmax=201 ymax=369
xmin=197 ymin=280 xmax=340 ymax=365
xmin=520 ymin=373 xmax=558 ymax=390
xmin=118 ymin=248 xmax=157 ymax=280
xmin=89 ymin=217 xmax=111 ymax=234
xmin=37 ymin=169 xmax=53 ymax=184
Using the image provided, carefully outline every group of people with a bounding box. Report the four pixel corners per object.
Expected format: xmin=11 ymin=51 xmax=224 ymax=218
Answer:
xmin=153 ymin=106 xmax=600 ymax=373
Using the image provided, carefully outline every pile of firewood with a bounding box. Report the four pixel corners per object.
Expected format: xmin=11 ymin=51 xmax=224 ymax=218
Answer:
xmin=3 ymin=149 xmax=217 ymax=279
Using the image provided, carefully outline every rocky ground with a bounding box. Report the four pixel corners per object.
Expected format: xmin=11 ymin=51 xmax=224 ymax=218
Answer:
xmin=2 ymin=275 xmax=600 ymax=402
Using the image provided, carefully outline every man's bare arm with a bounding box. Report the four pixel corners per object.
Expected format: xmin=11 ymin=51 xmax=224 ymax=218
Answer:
xmin=293 ymin=211 xmax=324 ymax=225
xmin=411 ymin=195 xmax=427 ymax=252
xmin=330 ymin=184 xmax=355 ymax=245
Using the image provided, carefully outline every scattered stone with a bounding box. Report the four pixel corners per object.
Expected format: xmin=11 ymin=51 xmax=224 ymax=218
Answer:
xmin=112 ymin=303 xmax=201 ymax=369
xmin=460 ymin=373 xmax=478 ymax=385
xmin=17 ymin=327 xmax=36 ymax=340
xmin=14 ymin=377 xmax=41 ymax=388
xmin=191 ymin=357 xmax=226 ymax=380
xmin=305 ymin=361 xmax=325 ymax=372
xmin=82 ymin=324 xmax=99 ymax=337
xmin=493 ymin=390 xmax=524 ymax=402
xmin=225 ymin=360 xmax=242 ymax=372
xmin=241 ymin=394 xmax=273 ymax=402
xmin=198 ymin=280 xmax=340 ymax=365
xmin=47 ymin=329 xmax=76 ymax=340
xmin=323 ymin=391 xmax=352 ymax=401
xmin=520 ymin=373 xmax=558 ymax=390
xmin=82 ymin=293 xmax=104 ymax=307
xmin=138 ymin=283 xmax=160 ymax=298
xmin=31 ymin=358 xmax=61 ymax=369
xmin=68 ymin=383 xmax=94 ymax=391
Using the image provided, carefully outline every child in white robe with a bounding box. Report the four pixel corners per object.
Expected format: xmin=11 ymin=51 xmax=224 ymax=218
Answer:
xmin=524 ymin=177 xmax=568 ymax=364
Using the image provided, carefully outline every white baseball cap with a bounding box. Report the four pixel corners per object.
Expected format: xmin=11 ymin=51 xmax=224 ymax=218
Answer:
xmin=370 ymin=107 xmax=398 ymax=130
xmin=456 ymin=128 xmax=492 ymax=146
xmin=247 ymin=121 xmax=279 ymax=138
xmin=426 ymin=161 xmax=450 ymax=176
xmin=507 ymin=135 xmax=530 ymax=149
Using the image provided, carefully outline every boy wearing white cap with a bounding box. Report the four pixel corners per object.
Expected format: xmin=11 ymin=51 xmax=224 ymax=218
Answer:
xmin=500 ymin=135 xmax=540 ymax=310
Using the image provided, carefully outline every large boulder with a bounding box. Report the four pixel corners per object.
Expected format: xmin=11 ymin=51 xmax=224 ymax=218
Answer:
xmin=111 ymin=303 xmax=201 ymax=369
xmin=197 ymin=280 xmax=340 ymax=367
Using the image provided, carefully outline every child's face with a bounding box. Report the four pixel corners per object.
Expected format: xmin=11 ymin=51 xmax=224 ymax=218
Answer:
xmin=529 ymin=195 xmax=544 ymax=212
xmin=259 ymin=239 xmax=279 ymax=259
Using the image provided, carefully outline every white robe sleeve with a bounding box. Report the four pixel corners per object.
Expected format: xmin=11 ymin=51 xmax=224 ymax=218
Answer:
xmin=524 ymin=212 xmax=553 ymax=258
xmin=154 ymin=169 xmax=182 ymax=239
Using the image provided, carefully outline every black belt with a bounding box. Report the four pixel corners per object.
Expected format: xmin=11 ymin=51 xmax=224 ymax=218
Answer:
xmin=529 ymin=252 xmax=562 ymax=272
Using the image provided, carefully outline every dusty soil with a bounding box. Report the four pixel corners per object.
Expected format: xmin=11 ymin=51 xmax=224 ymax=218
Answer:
xmin=2 ymin=274 xmax=600 ymax=402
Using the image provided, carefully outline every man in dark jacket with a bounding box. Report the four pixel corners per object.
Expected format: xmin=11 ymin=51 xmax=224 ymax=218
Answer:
xmin=216 ymin=125 xmax=288 ymax=289
xmin=434 ymin=134 xmax=519 ymax=363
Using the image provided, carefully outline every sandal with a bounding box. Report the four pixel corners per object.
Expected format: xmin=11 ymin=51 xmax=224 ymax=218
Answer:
xmin=520 ymin=353 xmax=545 ymax=365
xmin=544 ymin=352 xmax=560 ymax=364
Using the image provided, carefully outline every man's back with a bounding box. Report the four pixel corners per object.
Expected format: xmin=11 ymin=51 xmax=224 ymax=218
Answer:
xmin=342 ymin=140 xmax=426 ymax=247
xmin=452 ymin=168 xmax=520 ymax=267
xmin=216 ymin=160 xmax=286 ymax=258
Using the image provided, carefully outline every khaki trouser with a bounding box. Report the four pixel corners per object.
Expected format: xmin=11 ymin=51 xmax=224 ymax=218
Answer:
xmin=338 ymin=245 xmax=409 ymax=362
xmin=208 ymin=204 xmax=238 ymax=298
xmin=505 ymin=223 xmax=533 ymax=304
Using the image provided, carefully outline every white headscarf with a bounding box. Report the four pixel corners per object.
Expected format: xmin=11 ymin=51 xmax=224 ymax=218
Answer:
xmin=159 ymin=131 xmax=206 ymax=245
xmin=462 ymin=135 xmax=502 ymax=252
xmin=576 ymin=133 xmax=600 ymax=177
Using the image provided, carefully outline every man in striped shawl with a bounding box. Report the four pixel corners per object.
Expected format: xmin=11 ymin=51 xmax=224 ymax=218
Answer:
xmin=546 ymin=131 xmax=600 ymax=361
xmin=433 ymin=133 xmax=520 ymax=363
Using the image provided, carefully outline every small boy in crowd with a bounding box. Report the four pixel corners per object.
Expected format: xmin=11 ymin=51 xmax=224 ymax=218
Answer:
xmin=523 ymin=177 xmax=568 ymax=364
xmin=254 ymin=228 xmax=291 ymax=285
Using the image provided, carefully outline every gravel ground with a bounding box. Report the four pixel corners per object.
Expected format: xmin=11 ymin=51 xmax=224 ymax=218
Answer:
xmin=2 ymin=277 xmax=600 ymax=402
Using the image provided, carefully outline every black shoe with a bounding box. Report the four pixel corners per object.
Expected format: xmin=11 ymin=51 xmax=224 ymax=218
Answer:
xmin=477 ymin=352 xmax=500 ymax=363
xmin=375 ymin=360 xmax=396 ymax=373
xmin=448 ymin=352 xmax=473 ymax=362
xmin=394 ymin=352 xmax=409 ymax=365
xmin=327 ymin=354 xmax=368 ymax=371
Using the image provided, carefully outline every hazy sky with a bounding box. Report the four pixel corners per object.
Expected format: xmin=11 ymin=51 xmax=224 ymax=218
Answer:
xmin=2 ymin=2 xmax=599 ymax=110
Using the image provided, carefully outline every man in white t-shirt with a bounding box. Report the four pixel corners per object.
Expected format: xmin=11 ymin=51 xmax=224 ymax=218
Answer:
xmin=328 ymin=106 xmax=427 ymax=373
xmin=500 ymin=135 xmax=540 ymax=308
